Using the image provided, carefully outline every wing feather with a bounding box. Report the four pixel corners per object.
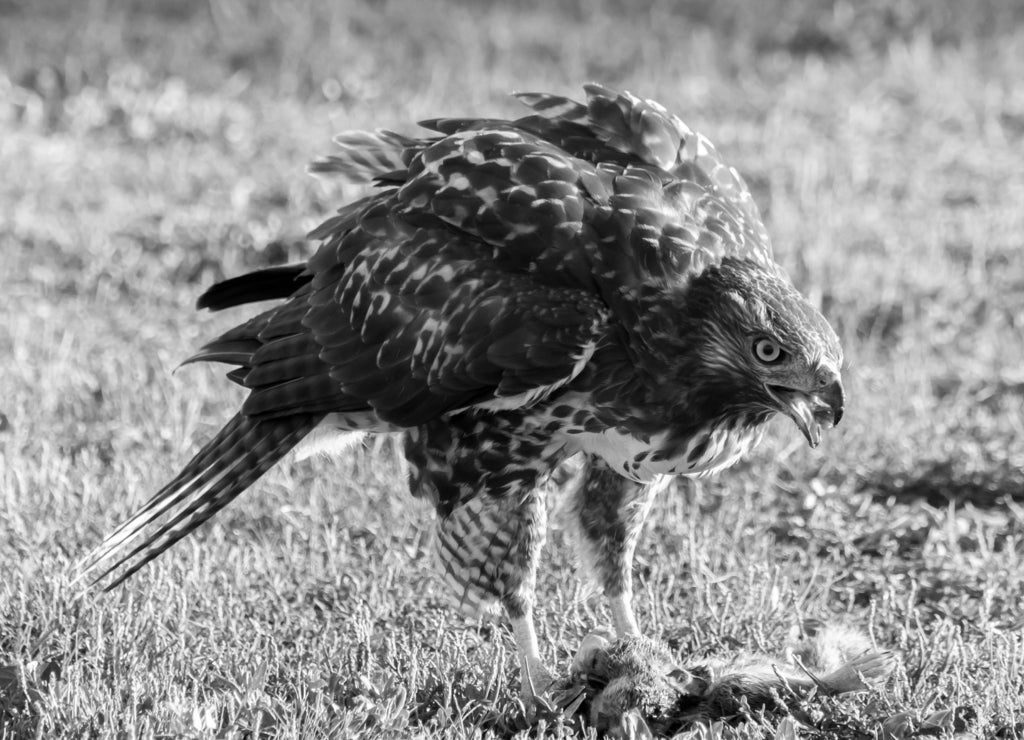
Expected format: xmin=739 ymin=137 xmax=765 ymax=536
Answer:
xmin=195 ymin=265 xmax=311 ymax=311
xmin=186 ymin=85 xmax=773 ymax=428
xmin=514 ymin=84 xmax=772 ymax=264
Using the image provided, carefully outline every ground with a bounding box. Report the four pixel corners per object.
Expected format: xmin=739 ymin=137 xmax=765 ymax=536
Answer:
xmin=1 ymin=0 xmax=1023 ymax=737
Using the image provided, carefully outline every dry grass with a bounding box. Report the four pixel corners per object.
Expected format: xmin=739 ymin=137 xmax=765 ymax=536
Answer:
xmin=2 ymin=0 xmax=1024 ymax=737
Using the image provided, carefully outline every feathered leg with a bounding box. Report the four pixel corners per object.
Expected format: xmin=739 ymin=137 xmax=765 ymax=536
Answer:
xmin=405 ymin=414 xmax=566 ymax=705
xmin=569 ymin=456 xmax=662 ymax=637
xmin=434 ymin=490 xmax=552 ymax=702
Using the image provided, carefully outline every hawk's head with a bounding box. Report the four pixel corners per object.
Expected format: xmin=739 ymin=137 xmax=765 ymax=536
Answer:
xmin=669 ymin=258 xmax=844 ymax=448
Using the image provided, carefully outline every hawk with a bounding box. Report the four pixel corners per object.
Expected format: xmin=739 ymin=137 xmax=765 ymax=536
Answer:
xmin=81 ymin=84 xmax=844 ymax=703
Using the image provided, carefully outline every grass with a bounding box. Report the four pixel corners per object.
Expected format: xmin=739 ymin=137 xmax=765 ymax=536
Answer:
xmin=2 ymin=0 xmax=1024 ymax=736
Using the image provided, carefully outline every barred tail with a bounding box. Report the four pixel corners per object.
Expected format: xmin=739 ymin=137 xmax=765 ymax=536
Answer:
xmin=78 ymin=413 xmax=321 ymax=590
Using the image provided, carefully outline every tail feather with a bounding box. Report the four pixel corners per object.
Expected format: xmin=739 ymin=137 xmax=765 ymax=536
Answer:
xmin=79 ymin=413 xmax=321 ymax=589
xmin=90 ymin=417 xmax=272 ymax=570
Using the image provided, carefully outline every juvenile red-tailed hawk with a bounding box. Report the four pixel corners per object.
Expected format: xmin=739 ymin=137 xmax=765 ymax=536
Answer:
xmin=81 ymin=84 xmax=844 ymax=703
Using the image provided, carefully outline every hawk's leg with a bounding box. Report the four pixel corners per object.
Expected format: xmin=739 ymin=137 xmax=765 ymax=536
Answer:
xmin=569 ymin=456 xmax=662 ymax=638
xmin=404 ymin=415 xmax=565 ymax=704
xmin=434 ymin=489 xmax=553 ymax=700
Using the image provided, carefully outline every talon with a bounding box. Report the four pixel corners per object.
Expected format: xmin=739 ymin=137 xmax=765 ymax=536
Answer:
xmin=519 ymin=658 xmax=556 ymax=719
xmin=519 ymin=670 xmax=562 ymax=725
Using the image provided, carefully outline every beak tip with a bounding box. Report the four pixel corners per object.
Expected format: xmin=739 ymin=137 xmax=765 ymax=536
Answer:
xmin=825 ymin=378 xmax=845 ymax=426
xmin=767 ymin=380 xmax=843 ymax=448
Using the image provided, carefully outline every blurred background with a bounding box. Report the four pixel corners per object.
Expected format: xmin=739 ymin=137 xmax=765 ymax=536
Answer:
xmin=2 ymin=0 xmax=1024 ymax=735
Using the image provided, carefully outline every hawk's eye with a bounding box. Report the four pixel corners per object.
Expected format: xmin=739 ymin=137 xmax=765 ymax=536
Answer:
xmin=753 ymin=338 xmax=784 ymax=364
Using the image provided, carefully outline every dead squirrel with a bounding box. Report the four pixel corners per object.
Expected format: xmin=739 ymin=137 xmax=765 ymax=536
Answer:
xmin=559 ymin=623 xmax=896 ymax=738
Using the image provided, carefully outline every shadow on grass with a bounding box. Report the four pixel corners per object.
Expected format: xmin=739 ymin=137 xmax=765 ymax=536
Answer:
xmin=865 ymin=459 xmax=1024 ymax=508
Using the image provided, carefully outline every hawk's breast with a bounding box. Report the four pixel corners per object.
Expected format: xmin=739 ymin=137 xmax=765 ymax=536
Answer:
xmin=547 ymin=411 xmax=765 ymax=483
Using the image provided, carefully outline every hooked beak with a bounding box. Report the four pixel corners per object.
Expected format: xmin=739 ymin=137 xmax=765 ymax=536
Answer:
xmin=765 ymin=378 xmax=845 ymax=448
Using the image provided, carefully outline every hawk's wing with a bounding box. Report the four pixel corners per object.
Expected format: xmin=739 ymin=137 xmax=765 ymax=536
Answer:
xmin=512 ymin=83 xmax=772 ymax=266
xmin=189 ymin=136 xmax=620 ymax=429
xmin=297 ymin=182 xmax=612 ymax=426
xmin=198 ymin=88 xmax=775 ymax=426
xmin=415 ymin=84 xmax=772 ymax=269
